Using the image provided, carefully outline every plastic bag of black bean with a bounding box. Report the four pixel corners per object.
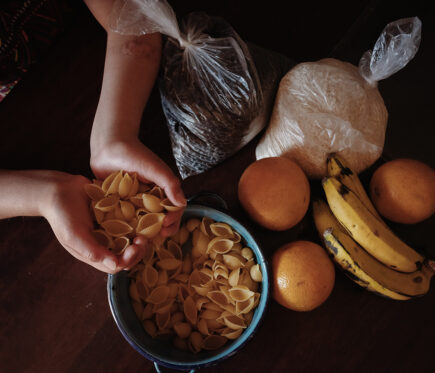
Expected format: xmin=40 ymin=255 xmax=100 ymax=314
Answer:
xmin=111 ymin=0 xmax=294 ymax=178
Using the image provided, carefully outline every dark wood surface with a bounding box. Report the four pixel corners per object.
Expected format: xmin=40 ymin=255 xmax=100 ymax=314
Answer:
xmin=1 ymin=1 xmax=434 ymax=372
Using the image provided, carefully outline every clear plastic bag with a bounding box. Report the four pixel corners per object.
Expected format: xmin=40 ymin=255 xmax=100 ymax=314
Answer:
xmin=255 ymin=17 xmax=422 ymax=179
xmin=111 ymin=0 xmax=292 ymax=179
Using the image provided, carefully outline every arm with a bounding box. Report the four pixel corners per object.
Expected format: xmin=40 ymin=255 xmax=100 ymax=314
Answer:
xmin=0 ymin=170 xmax=147 ymax=273
xmin=84 ymin=0 xmax=185 ymax=237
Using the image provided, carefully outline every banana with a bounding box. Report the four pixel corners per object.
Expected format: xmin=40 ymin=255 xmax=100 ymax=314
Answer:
xmin=322 ymin=176 xmax=424 ymax=272
xmin=312 ymin=199 xmax=434 ymax=300
xmin=326 ymin=154 xmax=380 ymax=218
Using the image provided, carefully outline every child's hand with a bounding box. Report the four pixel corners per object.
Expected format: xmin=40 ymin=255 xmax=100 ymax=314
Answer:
xmin=41 ymin=172 xmax=149 ymax=273
xmin=90 ymin=138 xmax=186 ymax=237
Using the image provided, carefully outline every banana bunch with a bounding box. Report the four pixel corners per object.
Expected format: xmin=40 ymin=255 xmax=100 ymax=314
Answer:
xmin=313 ymin=154 xmax=434 ymax=300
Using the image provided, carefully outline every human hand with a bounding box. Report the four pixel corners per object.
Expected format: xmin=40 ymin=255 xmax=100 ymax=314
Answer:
xmin=41 ymin=171 xmax=149 ymax=273
xmin=90 ymin=137 xmax=186 ymax=237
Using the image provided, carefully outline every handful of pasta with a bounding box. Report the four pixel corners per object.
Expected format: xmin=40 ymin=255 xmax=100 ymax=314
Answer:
xmin=128 ymin=216 xmax=263 ymax=353
xmin=84 ymin=170 xmax=182 ymax=254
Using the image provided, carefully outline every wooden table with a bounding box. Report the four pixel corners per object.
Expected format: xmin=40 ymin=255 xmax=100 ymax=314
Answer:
xmin=1 ymin=1 xmax=434 ymax=372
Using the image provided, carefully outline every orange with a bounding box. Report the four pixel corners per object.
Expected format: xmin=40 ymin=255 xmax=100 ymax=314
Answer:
xmin=369 ymin=159 xmax=435 ymax=224
xmin=272 ymin=240 xmax=335 ymax=311
xmin=238 ymin=157 xmax=310 ymax=230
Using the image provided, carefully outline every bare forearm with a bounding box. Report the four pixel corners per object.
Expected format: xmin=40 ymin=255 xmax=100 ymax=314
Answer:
xmin=0 ymin=170 xmax=55 ymax=219
xmin=91 ymin=31 xmax=162 ymax=149
xmin=85 ymin=0 xmax=162 ymax=153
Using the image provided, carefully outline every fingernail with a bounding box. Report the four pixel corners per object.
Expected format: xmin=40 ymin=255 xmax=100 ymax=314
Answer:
xmin=176 ymin=192 xmax=187 ymax=206
xmin=123 ymin=246 xmax=136 ymax=261
xmin=103 ymin=257 xmax=117 ymax=271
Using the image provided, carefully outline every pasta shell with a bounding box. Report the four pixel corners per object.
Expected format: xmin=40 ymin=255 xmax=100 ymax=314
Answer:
xmin=148 ymin=185 xmax=164 ymax=199
xmin=166 ymin=240 xmax=182 ymax=260
xmin=131 ymin=301 xmax=143 ymax=319
xmin=136 ymin=279 xmax=149 ymax=301
xmin=142 ymin=265 xmax=158 ymax=288
xmin=210 ymin=222 xmax=233 ymax=238
xmin=241 ymin=247 xmax=254 ymax=261
xmin=160 ymin=198 xmax=183 ymax=212
xmin=146 ymin=285 xmax=169 ymax=304
xmin=142 ymin=193 xmax=164 ymax=213
xmin=106 ymin=170 xmax=124 ymax=196
xmin=155 ymin=311 xmax=171 ymax=330
xmin=177 ymin=225 xmax=190 ymax=245
xmin=113 ymin=236 xmax=130 ymax=254
xmin=235 ymin=296 xmax=256 ymax=315
xmin=171 ymin=311 xmax=184 ymax=325
xmin=200 ymin=217 xmax=214 ymax=237
xmin=178 ymin=284 xmax=193 ymax=303
xmin=240 ymin=268 xmax=259 ymax=292
xmin=153 ymin=299 xmax=174 ymax=314
xmin=173 ymin=322 xmax=192 ymax=339
xmin=142 ymin=244 xmax=155 ymax=263
xmin=130 ymin=193 xmax=145 ymax=208
xmin=101 ymin=171 xmax=121 ymax=194
xmin=92 ymin=229 xmax=113 ymax=249
xmin=229 ymin=231 xmax=242 ymax=243
xmin=167 ymin=282 xmax=179 ymax=298
xmin=228 ymin=268 xmax=241 ymax=287
xmin=157 ymin=258 xmax=182 ymax=271
xmin=228 ymin=285 xmax=254 ymax=302
xmin=197 ymin=318 xmax=209 ymax=336
xmin=84 ymin=183 xmax=105 ymax=201
xmin=101 ymin=219 xmax=133 ymax=237
xmin=95 ymin=195 xmax=119 ymax=212
xmin=207 ymin=237 xmax=234 ymax=255
xmin=199 ymin=268 xmax=214 ymax=286
xmin=118 ymin=172 xmax=133 ymax=198
xmin=136 ymin=213 xmax=165 ymax=238
xmin=142 ymin=303 xmax=154 ymax=320
xmin=156 ymin=247 xmax=174 ymax=261
xmin=202 ymin=301 xmax=222 ymax=312
xmin=222 ymin=313 xmax=246 ymax=330
xmin=186 ymin=218 xmax=201 ymax=232
xmin=143 ymin=320 xmax=157 ymax=337
xmin=223 ymin=253 xmax=245 ymax=270
xmin=192 ymin=285 xmax=211 ymax=297
xmin=129 ymin=281 xmax=141 ymax=303
xmin=119 ymin=200 xmax=135 ymax=221
xmin=188 ymin=332 xmax=203 ymax=353
xmin=129 ymin=217 xmax=138 ymax=230
xmin=221 ymin=328 xmax=243 ymax=340
xmin=157 ymin=270 xmax=168 ymax=285
xmin=250 ymin=264 xmax=263 ymax=282
xmin=114 ymin=205 xmax=125 ymax=220
xmin=91 ymin=202 xmax=105 ymax=224
xmin=183 ymin=295 xmax=197 ymax=325
xmin=104 ymin=209 xmax=116 ymax=221
xmin=195 ymin=297 xmax=209 ymax=311
xmin=200 ymin=309 xmax=221 ymax=320
xmin=174 ymin=273 xmax=189 ymax=283
xmin=202 ymin=335 xmax=227 ymax=350
xmin=207 ymin=290 xmax=230 ymax=308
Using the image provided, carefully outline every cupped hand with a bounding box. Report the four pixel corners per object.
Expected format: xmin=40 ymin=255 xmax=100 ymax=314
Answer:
xmin=41 ymin=172 xmax=149 ymax=273
xmin=90 ymin=138 xmax=186 ymax=237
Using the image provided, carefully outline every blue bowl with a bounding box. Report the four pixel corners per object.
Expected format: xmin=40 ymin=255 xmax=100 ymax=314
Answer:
xmin=107 ymin=203 xmax=270 ymax=371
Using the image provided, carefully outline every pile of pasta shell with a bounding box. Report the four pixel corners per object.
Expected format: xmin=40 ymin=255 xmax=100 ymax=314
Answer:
xmin=128 ymin=216 xmax=263 ymax=353
xmin=84 ymin=170 xmax=182 ymax=254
